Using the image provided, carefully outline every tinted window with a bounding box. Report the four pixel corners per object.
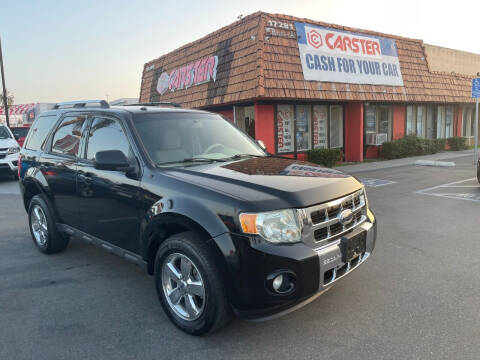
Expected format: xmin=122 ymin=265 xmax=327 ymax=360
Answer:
xmin=86 ymin=117 xmax=131 ymax=161
xmin=51 ymin=115 xmax=87 ymax=156
xmin=25 ymin=115 xmax=57 ymax=151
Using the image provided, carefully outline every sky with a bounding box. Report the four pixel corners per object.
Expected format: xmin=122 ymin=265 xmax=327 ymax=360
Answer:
xmin=1 ymin=0 xmax=480 ymax=104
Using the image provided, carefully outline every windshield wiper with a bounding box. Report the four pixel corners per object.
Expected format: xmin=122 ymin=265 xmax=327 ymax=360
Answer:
xmin=156 ymin=157 xmax=228 ymax=166
xmin=220 ymin=154 xmax=265 ymax=161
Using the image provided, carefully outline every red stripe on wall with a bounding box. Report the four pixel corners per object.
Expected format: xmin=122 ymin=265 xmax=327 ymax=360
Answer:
xmin=254 ymin=103 xmax=275 ymax=154
xmin=344 ymin=102 xmax=363 ymax=162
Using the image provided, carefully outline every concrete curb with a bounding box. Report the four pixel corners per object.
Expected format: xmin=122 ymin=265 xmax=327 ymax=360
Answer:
xmin=414 ymin=160 xmax=455 ymax=167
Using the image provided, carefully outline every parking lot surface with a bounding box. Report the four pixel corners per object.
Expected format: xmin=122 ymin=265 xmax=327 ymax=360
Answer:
xmin=1 ymin=154 xmax=479 ymax=360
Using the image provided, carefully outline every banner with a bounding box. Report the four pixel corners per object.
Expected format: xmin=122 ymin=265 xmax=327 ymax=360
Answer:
xmin=295 ymin=22 xmax=404 ymax=86
xmin=277 ymin=104 xmax=294 ymax=153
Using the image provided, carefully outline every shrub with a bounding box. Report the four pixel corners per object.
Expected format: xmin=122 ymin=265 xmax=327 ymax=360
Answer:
xmin=379 ymin=136 xmax=447 ymax=160
xmin=447 ymin=136 xmax=467 ymax=151
xmin=306 ymin=148 xmax=343 ymax=167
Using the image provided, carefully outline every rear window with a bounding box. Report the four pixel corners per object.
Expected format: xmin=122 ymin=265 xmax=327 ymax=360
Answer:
xmin=25 ymin=115 xmax=57 ymax=151
xmin=11 ymin=127 xmax=29 ymax=138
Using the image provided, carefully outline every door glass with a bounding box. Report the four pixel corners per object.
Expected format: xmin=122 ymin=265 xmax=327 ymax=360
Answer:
xmin=329 ymin=106 xmax=343 ymax=148
xmin=51 ymin=115 xmax=87 ymax=156
xmin=295 ymin=105 xmax=311 ymax=151
xmin=234 ymin=106 xmax=255 ymax=138
xmin=312 ymin=105 xmax=328 ymax=149
xmin=86 ymin=117 xmax=131 ymax=161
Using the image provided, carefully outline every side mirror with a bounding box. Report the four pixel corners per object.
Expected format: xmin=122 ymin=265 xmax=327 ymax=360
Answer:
xmin=256 ymin=140 xmax=267 ymax=151
xmin=94 ymin=150 xmax=130 ymax=171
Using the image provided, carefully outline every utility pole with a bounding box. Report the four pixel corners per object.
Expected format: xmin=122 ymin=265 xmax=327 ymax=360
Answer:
xmin=475 ymin=96 xmax=479 ymax=165
xmin=0 ymin=36 xmax=10 ymax=128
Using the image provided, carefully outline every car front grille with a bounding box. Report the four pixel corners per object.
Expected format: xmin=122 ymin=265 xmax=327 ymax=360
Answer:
xmin=297 ymin=189 xmax=367 ymax=249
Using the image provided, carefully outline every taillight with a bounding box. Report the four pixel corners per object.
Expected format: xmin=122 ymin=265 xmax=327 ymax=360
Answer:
xmin=18 ymin=155 xmax=21 ymax=178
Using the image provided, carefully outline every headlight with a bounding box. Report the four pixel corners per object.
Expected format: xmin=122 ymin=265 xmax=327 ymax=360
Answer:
xmin=361 ymin=186 xmax=369 ymax=209
xmin=239 ymin=209 xmax=302 ymax=244
xmin=7 ymin=147 xmax=20 ymax=155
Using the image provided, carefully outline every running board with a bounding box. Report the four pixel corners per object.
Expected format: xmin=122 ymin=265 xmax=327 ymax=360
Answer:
xmin=57 ymin=223 xmax=148 ymax=272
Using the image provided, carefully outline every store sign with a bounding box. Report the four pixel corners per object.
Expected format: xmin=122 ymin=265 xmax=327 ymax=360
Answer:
xmin=295 ymin=22 xmax=404 ymax=86
xmin=156 ymin=55 xmax=218 ymax=95
xmin=277 ymin=104 xmax=294 ymax=153
xmin=265 ymin=20 xmax=296 ymax=39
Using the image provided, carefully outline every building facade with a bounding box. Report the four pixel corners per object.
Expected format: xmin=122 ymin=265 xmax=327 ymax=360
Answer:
xmin=139 ymin=12 xmax=479 ymax=161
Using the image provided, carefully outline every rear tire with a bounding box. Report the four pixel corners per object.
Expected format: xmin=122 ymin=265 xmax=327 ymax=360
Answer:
xmin=154 ymin=231 xmax=232 ymax=335
xmin=28 ymin=194 xmax=69 ymax=254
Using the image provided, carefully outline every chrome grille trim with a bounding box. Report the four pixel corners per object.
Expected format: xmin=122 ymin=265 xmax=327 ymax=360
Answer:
xmin=297 ymin=189 xmax=368 ymax=249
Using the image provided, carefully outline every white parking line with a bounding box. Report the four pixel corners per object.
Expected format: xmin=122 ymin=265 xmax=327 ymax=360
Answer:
xmin=416 ymin=178 xmax=480 ymax=203
xmin=360 ymin=178 xmax=397 ymax=188
xmin=415 ymin=178 xmax=476 ymax=194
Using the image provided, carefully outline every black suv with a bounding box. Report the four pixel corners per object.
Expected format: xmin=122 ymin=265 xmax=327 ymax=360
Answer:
xmin=19 ymin=100 xmax=377 ymax=335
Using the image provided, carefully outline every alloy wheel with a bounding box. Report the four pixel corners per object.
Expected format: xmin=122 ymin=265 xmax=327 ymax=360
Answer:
xmin=161 ymin=252 xmax=206 ymax=321
xmin=31 ymin=205 xmax=48 ymax=247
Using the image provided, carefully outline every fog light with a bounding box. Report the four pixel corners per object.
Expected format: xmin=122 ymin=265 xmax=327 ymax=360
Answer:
xmin=272 ymin=274 xmax=284 ymax=291
xmin=267 ymin=271 xmax=296 ymax=295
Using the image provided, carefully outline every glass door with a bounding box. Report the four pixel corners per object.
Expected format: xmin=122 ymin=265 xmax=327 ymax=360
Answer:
xmin=234 ymin=105 xmax=255 ymax=139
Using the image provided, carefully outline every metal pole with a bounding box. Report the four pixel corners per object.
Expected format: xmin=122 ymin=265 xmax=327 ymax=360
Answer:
xmin=0 ymin=36 xmax=10 ymax=128
xmin=475 ymin=97 xmax=479 ymax=165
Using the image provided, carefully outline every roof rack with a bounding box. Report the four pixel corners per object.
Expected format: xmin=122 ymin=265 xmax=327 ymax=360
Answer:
xmin=53 ymin=100 xmax=110 ymax=109
xmin=123 ymin=102 xmax=182 ymax=108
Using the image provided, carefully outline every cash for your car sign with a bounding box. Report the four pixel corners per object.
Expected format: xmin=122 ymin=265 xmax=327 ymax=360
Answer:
xmin=295 ymin=22 xmax=404 ymax=86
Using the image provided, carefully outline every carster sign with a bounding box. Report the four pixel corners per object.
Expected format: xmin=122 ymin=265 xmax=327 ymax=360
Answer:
xmin=295 ymin=22 xmax=404 ymax=86
xmin=156 ymin=55 xmax=218 ymax=95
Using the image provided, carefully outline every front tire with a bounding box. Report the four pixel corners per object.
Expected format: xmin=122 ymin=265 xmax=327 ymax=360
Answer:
xmin=28 ymin=194 xmax=69 ymax=254
xmin=154 ymin=231 xmax=232 ymax=335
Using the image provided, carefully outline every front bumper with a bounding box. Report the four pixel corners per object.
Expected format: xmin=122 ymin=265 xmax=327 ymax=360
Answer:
xmin=222 ymin=210 xmax=377 ymax=319
xmin=0 ymin=153 xmax=18 ymax=174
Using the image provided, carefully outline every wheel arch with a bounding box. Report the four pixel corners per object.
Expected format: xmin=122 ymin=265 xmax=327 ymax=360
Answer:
xmin=141 ymin=212 xmax=229 ymax=277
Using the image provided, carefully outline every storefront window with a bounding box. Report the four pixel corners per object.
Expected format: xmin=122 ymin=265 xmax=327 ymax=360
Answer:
xmin=312 ymin=105 xmax=328 ymax=149
xmin=436 ymin=106 xmax=445 ymax=139
xmin=426 ymin=105 xmax=435 ymax=139
xmin=406 ymin=106 xmax=415 ymax=135
xmin=445 ymin=106 xmax=453 ymax=138
xmin=276 ymin=104 xmax=294 ymax=153
xmin=463 ymin=106 xmax=475 ymax=137
xmin=275 ymin=104 xmax=344 ymax=153
xmin=416 ymin=106 xmax=425 ymax=137
xmin=365 ymin=104 xmax=392 ymax=143
xmin=329 ymin=106 xmax=343 ymax=148
xmin=295 ymin=105 xmax=311 ymax=151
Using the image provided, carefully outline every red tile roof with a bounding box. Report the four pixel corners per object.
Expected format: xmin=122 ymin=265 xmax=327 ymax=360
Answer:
xmin=139 ymin=12 xmax=476 ymax=108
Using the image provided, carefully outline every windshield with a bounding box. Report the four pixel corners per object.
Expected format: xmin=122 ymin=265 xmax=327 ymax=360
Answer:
xmin=133 ymin=112 xmax=266 ymax=166
xmin=0 ymin=126 xmax=12 ymax=139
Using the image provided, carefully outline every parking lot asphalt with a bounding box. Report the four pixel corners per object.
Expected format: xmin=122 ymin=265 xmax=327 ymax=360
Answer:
xmin=1 ymin=155 xmax=479 ymax=360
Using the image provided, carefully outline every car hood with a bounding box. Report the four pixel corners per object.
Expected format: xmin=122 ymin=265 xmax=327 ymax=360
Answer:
xmin=161 ymin=157 xmax=362 ymax=210
xmin=0 ymin=137 xmax=18 ymax=149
